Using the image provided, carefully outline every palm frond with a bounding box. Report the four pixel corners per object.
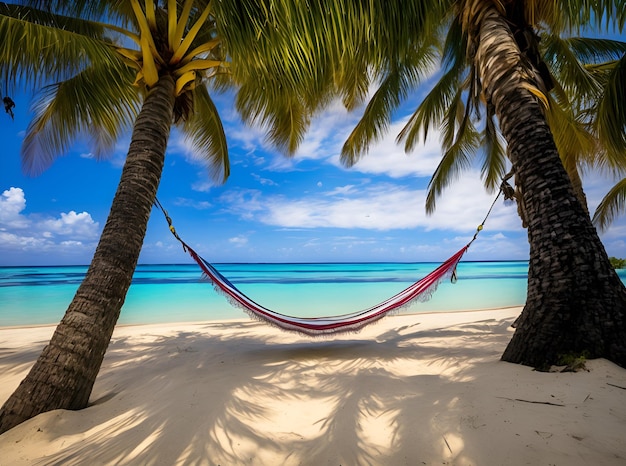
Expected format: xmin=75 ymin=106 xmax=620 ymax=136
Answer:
xmin=336 ymin=53 xmax=373 ymax=112
xmin=551 ymin=0 xmax=618 ymax=31
xmin=181 ymin=84 xmax=229 ymax=183
xmin=0 ymin=4 xmax=121 ymax=91
xmin=363 ymin=0 xmax=444 ymax=65
xmin=595 ymin=53 xmax=626 ymax=156
xmin=23 ymin=0 xmax=138 ymax=28
xmin=21 ymin=63 xmax=139 ymax=175
xmin=215 ymin=0 xmax=335 ymax=95
xmin=440 ymin=87 xmax=465 ymax=150
xmin=544 ymin=89 xmax=598 ymax=167
xmin=0 ymin=2 xmax=108 ymax=37
xmin=565 ymin=37 xmax=626 ymax=63
xmin=425 ymin=118 xmax=479 ymax=214
xmin=481 ymin=109 xmax=507 ymax=191
xmin=398 ymin=19 xmax=467 ymax=151
xmin=235 ymin=78 xmax=310 ymax=156
xmin=441 ymin=14 xmax=465 ymax=68
xmin=22 ymin=1 xmax=117 ymax=19
xmin=592 ymin=177 xmax=626 ymax=232
xmin=340 ymin=67 xmax=406 ymax=167
xmin=542 ymin=34 xmax=602 ymax=105
xmin=398 ymin=66 xmax=465 ymax=151
xmin=340 ymin=44 xmax=437 ymax=167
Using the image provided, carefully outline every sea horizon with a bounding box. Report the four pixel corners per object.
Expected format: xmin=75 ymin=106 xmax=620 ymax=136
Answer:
xmin=0 ymin=258 xmax=531 ymax=267
xmin=2 ymin=261 xmax=625 ymax=328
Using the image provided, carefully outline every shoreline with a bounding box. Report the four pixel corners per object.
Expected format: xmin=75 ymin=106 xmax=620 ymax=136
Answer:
xmin=2 ymin=306 xmax=625 ymax=465
xmin=0 ymin=305 xmax=526 ymax=331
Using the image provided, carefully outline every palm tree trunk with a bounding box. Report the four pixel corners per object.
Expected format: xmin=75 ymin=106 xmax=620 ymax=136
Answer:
xmin=473 ymin=5 xmax=626 ymax=369
xmin=0 ymin=75 xmax=176 ymax=434
xmin=565 ymin=165 xmax=590 ymax=218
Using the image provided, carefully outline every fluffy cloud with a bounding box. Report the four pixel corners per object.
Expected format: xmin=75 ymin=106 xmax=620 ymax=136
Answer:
xmin=173 ymin=197 xmax=212 ymax=210
xmin=228 ymin=235 xmax=249 ymax=246
xmin=218 ymin=172 xmax=523 ymax=234
xmin=40 ymin=211 xmax=100 ymax=237
xmin=221 ymin=93 xmax=446 ymax=179
xmin=0 ymin=187 xmax=100 ymax=260
xmin=0 ymin=187 xmax=30 ymax=228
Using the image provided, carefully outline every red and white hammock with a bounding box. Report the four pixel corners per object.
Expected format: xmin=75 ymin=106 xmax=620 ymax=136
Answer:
xmin=182 ymin=241 xmax=471 ymax=336
xmin=155 ymin=190 xmax=500 ymax=336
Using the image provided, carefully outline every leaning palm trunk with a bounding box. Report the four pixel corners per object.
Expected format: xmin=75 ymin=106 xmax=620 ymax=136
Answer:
xmin=566 ymin=166 xmax=590 ymax=218
xmin=0 ymin=75 xmax=175 ymax=434
xmin=472 ymin=6 xmax=626 ymax=369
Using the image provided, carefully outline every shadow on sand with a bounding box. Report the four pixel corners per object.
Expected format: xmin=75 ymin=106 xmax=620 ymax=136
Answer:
xmin=2 ymin=315 xmax=523 ymax=465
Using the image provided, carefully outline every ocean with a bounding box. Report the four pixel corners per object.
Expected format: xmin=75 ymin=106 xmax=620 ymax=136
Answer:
xmin=1 ymin=262 xmax=625 ymax=327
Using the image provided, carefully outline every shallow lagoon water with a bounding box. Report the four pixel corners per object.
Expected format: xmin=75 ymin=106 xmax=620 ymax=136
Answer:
xmin=1 ymin=262 xmax=624 ymax=327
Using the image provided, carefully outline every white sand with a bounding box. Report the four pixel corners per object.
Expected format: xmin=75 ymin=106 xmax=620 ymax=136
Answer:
xmin=1 ymin=306 xmax=625 ymax=466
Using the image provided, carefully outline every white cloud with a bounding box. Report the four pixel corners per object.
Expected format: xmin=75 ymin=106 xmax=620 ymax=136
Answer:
xmin=229 ymin=235 xmax=249 ymax=246
xmin=219 ymin=171 xmax=523 ymax=234
xmin=289 ymin=100 xmax=445 ymax=179
xmin=222 ymin=94 xmax=446 ymax=179
xmin=0 ymin=187 xmax=30 ymax=228
xmin=0 ymin=187 xmax=100 ymax=260
xmin=173 ymin=197 xmax=212 ymax=210
xmin=40 ymin=211 xmax=99 ymax=237
xmin=0 ymin=230 xmax=47 ymax=249
xmin=251 ymin=173 xmax=278 ymax=186
xmin=348 ymin=121 xmax=443 ymax=178
xmin=191 ymin=178 xmax=215 ymax=193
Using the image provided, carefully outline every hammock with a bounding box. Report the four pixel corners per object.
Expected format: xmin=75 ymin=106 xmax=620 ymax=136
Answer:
xmin=155 ymin=190 xmax=500 ymax=336
xmin=184 ymin=241 xmax=470 ymax=336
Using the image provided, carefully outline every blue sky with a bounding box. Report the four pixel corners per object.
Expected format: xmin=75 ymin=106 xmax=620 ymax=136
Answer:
xmin=1 ymin=81 xmax=625 ymax=266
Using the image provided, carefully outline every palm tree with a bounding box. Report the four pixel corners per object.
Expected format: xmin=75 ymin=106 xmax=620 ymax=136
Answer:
xmin=0 ymin=0 xmax=342 ymax=434
xmin=470 ymin=2 xmax=625 ymax=369
xmin=337 ymin=0 xmax=626 ymax=369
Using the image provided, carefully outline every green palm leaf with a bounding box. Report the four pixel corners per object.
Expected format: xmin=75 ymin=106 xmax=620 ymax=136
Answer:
xmin=545 ymin=85 xmax=598 ymax=165
xmin=593 ymin=177 xmax=626 ymax=232
xmin=398 ymin=66 xmax=464 ymax=151
xmin=481 ymin=109 xmax=507 ymax=191
xmin=340 ymin=45 xmax=437 ymax=167
xmin=234 ymin=75 xmax=311 ymax=156
xmin=425 ymin=117 xmax=479 ymax=214
xmin=398 ymin=19 xmax=466 ymax=151
xmin=0 ymin=4 xmax=119 ymax=90
xmin=182 ymin=84 xmax=229 ymax=182
xmin=595 ymin=53 xmax=626 ymax=156
xmin=542 ymin=34 xmax=602 ymax=104
xmin=565 ymin=37 xmax=626 ymax=62
xmin=21 ymin=63 xmax=139 ymax=175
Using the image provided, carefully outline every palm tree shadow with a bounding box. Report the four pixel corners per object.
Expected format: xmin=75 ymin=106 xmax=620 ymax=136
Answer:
xmin=21 ymin=315 xmax=515 ymax=465
xmin=0 ymin=338 xmax=52 ymax=387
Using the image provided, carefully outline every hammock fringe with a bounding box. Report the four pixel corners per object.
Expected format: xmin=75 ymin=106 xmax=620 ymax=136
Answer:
xmin=153 ymin=192 xmax=501 ymax=336
xmin=187 ymin=243 xmax=470 ymax=337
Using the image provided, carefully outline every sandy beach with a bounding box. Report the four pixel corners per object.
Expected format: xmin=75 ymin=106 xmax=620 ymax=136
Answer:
xmin=1 ymin=306 xmax=625 ymax=465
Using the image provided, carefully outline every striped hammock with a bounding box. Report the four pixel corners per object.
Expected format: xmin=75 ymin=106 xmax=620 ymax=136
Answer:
xmin=154 ymin=189 xmax=503 ymax=336
xmin=182 ymin=242 xmax=471 ymax=336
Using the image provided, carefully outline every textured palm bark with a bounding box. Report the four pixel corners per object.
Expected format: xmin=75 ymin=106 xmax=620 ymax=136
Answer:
xmin=473 ymin=5 xmax=626 ymax=369
xmin=0 ymin=75 xmax=176 ymax=434
xmin=566 ymin=166 xmax=590 ymax=218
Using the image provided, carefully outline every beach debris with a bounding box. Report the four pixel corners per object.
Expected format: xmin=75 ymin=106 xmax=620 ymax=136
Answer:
xmin=497 ymin=396 xmax=565 ymax=407
xmin=607 ymin=382 xmax=626 ymax=390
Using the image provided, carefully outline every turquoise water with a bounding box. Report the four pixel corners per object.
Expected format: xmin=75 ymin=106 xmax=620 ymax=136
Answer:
xmin=1 ymin=262 xmax=624 ymax=327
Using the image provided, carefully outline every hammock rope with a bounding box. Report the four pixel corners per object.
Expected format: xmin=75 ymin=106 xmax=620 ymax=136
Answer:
xmin=154 ymin=188 xmax=502 ymax=336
